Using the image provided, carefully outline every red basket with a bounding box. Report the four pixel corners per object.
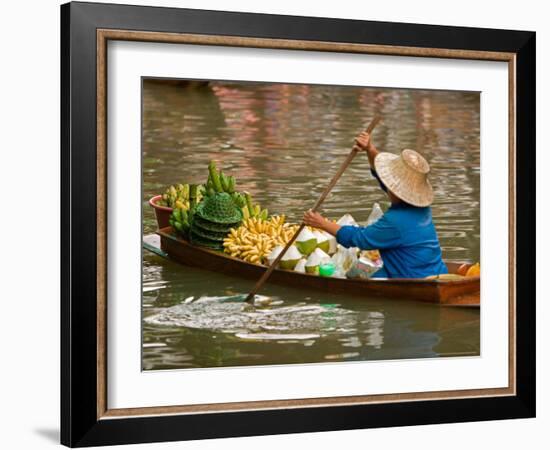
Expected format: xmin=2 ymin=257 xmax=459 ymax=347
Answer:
xmin=149 ymin=195 xmax=173 ymax=229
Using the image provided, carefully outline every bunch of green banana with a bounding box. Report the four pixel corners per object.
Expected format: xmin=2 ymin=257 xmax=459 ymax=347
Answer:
xmin=202 ymin=160 xmax=267 ymax=219
xmin=188 ymin=184 xmax=201 ymax=210
xmin=159 ymin=183 xmax=203 ymax=209
xmin=241 ymin=191 xmax=268 ymax=220
xmin=224 ymin=187 xmax=267 ymax=220
xmin=169 ymin=207 xmax=191 ymax=236
xmin=205 ymin=161 xmax=236 ymax=196
xmin=231 ymin=192 xmax=246 ymax=208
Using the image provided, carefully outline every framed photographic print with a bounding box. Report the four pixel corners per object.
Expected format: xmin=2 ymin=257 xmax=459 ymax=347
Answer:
xmin=61 ymin=1 xmax=536 ymax=447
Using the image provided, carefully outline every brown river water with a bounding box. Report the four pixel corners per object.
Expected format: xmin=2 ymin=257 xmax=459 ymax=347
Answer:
xmin=142 ymin=80 xmax=480 ymax=370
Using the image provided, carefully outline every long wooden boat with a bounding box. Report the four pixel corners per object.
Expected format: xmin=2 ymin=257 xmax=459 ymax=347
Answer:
xmin=149 ymin=227 xmax=480 ymax=307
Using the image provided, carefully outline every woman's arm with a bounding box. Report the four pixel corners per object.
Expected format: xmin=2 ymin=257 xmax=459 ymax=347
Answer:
xmin=354 ymin=131 xmax=379 ymax=167
xmin=303 ymin=210 xmax=403 ymax=250
xmin=355 ymin=131 xmax=387 ymax=192
xmin=303 ymin=210 xmax=340 ymax=236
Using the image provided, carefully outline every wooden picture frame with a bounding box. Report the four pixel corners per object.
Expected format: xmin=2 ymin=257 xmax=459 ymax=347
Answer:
xmin=61 ymin=1 xmax=535 ymax=447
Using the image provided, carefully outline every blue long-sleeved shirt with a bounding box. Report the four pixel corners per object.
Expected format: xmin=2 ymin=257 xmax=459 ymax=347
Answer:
xmin=336 ymin=202 xmax=448 ymax=279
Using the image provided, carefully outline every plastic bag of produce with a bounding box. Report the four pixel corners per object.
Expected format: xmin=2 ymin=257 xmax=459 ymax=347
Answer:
xmin=331 ymin=246 xmax=358 ymax=278
xmin=345 ymin=252 xmax=384 ymax=279
xmin=334 ymin=203 xmax=384 ymax=277
xmin=335 ymin=213 xmax=360 ymax=254
xmin=336 ymin=213 xmax=359 ymax=227
xmin=366 ymin=202 xmax=384 ymax=226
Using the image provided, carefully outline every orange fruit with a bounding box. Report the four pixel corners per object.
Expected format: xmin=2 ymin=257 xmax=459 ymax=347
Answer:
xmin=466 ymin=262 xmax=480 ymax=277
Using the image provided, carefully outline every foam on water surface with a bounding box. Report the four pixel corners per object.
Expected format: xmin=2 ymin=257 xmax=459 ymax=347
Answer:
xmin=144 ymin=295 xmax=357 ymax=342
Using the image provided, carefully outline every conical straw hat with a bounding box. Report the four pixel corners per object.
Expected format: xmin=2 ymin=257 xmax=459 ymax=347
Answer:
xmin=374 ymin=149 xmax=434 ymax=207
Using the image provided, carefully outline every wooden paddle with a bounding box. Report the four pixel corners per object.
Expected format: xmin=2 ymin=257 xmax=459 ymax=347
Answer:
xmin=244 ymin=116 xmax=382 ymax=303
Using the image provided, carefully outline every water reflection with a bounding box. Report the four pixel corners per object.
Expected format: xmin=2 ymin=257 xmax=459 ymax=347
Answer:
xmin=142 ymin=80 xmax=480 ymax=370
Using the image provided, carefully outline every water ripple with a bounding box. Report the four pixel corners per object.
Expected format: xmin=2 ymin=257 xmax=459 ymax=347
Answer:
xmin=144 ymin=296 xmax=363 ymax=343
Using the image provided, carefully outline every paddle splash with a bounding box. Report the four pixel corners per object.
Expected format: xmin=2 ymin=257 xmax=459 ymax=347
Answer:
xmin=143 ymin=294 xmax=361 ymax=342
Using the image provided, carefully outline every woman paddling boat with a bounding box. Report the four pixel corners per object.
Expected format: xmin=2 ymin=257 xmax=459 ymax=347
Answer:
xmin=303 ymin=131 xmax=448 ymax=279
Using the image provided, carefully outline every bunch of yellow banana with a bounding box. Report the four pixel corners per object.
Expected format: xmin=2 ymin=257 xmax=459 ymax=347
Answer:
xmin=223 ymin=215 xmax=300 ymax=264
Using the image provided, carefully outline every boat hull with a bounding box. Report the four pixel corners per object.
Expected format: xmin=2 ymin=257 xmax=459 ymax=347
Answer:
xmin=155 ymin=227 xmax=480 ymax=307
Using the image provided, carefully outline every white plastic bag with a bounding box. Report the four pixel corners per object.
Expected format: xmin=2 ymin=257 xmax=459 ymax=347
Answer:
xmin=331 ymin=246 xmax=358 ymax=278
xmin=332 ymin=206 xmax=384 ymax=278
xmin=366 ymin=202 xmax=384 ymax=226
xmin=345 ymin=252 xmax=384 ymax=279
xmin=336 ymin=213 xmax=359 ymax=227
xmin=335 ymin=213 xmax=360 ymax=255
xmin=338 ymin=203 xmax=385 ymax=280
